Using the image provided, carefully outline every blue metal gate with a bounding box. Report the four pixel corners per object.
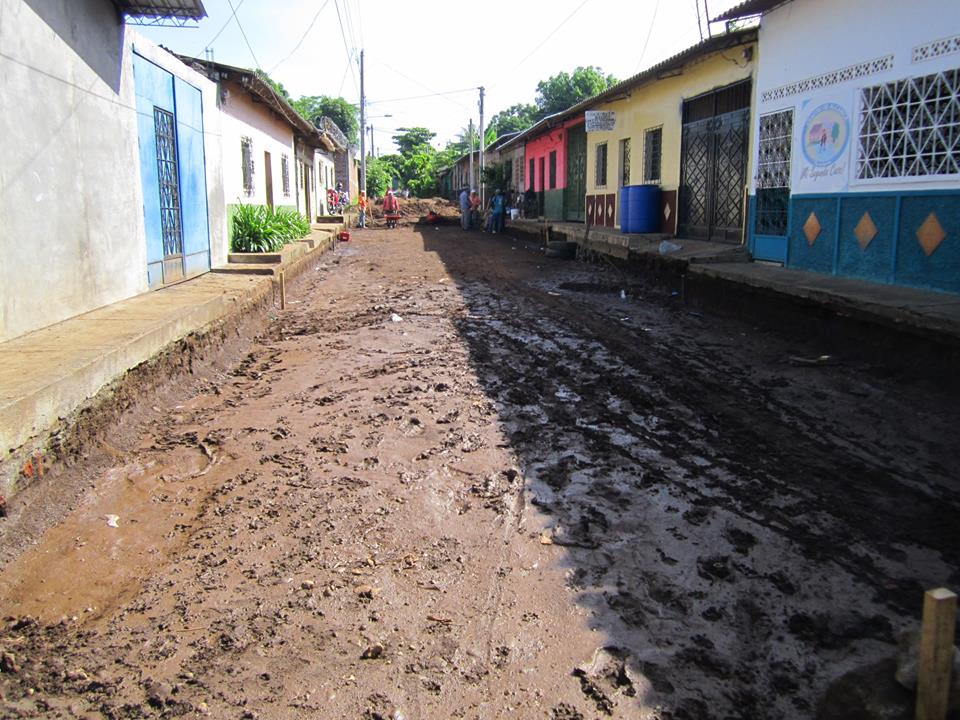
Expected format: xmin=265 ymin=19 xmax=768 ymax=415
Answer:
xmin=133 ymin=52 xmax=210 ymax=287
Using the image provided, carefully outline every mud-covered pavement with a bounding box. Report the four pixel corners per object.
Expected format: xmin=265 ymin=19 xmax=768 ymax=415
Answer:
xmin=1 ymin=224 xmax=959 ymax=719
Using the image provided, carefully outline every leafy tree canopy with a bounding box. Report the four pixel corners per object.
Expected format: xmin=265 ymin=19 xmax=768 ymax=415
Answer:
xmin=488 ymin=103 xmax=538 ymax=139
xmin=392 ymin=127 xmax=436 ymax=157
xmin=291 ymin=95 xmax=360 ymax=146
xmin=535 ymin=66 xmax=618 ymax=118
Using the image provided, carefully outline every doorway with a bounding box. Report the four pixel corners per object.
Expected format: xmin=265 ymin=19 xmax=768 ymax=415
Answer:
xmin=678 ymin=79 xmax=751 ymax=242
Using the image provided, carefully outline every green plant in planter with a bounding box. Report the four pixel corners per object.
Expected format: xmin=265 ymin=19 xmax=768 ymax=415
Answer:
xmin=230 ymin=204 xmax=311 ymax=253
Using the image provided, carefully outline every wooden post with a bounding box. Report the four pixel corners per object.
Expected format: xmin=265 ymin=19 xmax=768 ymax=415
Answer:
xmin=279 ymin=271 xmax=286 ymax=310
xmin=916 ymin=587 xmax=957 ymax=720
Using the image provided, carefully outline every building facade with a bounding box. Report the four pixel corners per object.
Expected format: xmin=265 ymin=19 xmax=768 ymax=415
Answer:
xmin=0 ymin=0 xmax=218 ymax=342
xmin=583 ymin=29 xmax=757 ymax=237
xmin=731 ymin=0 xmax=960 ymax=292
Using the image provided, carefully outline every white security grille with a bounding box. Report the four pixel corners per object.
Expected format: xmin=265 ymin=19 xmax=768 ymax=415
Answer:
xmin=755 ymin=110 xmax=793 ymax=237
xmin=857 ymin=68 xmax=960 ymax=180
xmin=756 ymin=110 xmax=793 ymax=189
xmin=761 ymin=56 xmax=893 ymax=104
xmin=240 ymin=136 xmax=254 ymax=195
xmin=281 ymin=154 xmax=291 ymax=197
xmin=913 ymin=34 xmax=960 ymax=64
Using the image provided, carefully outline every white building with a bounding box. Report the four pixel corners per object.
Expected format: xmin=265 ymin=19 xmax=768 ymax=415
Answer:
xmin=182 ymin=58 xmax=340 ymax=226
xmin=724 ymin=0 xmax=960 ymax=293
xmin=0 ymin=0 xmax=224 ymax=342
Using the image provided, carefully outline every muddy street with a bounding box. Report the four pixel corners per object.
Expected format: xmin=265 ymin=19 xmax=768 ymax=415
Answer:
xmin=1 ymin=224 xmax=959 ymax=720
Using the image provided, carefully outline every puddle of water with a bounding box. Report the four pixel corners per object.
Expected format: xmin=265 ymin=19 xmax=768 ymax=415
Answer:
xmin=0 ymin=446 xmax=209 ymax=622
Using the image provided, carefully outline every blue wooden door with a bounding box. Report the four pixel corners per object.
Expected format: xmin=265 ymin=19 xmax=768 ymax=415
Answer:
xmin=134 ymin=52 xmax=210 ymax=287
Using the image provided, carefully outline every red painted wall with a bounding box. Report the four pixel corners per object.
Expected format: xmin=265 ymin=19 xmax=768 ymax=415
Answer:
xmin=523 ymin=116 xmax=584 ymax=192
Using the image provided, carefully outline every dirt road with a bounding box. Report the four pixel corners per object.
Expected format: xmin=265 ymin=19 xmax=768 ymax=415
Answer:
xmin=1 ymin=223 xmax=958 ymax=719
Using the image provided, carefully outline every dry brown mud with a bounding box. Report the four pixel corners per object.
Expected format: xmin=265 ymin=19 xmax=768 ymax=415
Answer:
xmin=0 ymin=225 xmax=958 ymax=719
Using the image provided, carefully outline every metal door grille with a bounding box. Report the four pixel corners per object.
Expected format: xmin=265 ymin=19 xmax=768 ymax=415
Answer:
xmin=153 ymin=107 xmax=183 ymax=259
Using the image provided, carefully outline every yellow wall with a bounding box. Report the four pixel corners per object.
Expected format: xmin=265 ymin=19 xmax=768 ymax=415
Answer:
xmin=586 ymin=43 xmax=757 ymax=196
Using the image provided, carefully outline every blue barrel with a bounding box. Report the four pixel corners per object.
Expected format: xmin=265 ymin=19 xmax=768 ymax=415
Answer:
xmin=619 ymin=187 xmax=632 ymax=234
xmin=621 ymin=184 xmax=661 ymax=234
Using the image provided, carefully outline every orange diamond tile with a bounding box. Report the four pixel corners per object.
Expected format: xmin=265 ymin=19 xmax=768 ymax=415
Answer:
xmin=854 ymin=211 xmax=878 ymax=250
xmin=803 ymin=212 xmax=822 ymax=246
xmin=916 ymin=212 xmax=946 ymax=256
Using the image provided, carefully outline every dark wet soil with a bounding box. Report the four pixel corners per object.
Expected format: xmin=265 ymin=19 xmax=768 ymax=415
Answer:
xmin=1 ymin=224 xmax=958 ymax=719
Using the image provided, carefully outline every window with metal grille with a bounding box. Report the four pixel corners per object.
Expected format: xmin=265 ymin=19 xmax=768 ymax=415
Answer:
xmin=643 ymin=128 xmax=662 ymax=183
xmin=549 ymin=150 xmax=557 ymax=189
xmin=595 ymin=142 xmax=608 ymax=187
xmin=281 ymin=154 xmax=291 ymax=197
xmin=241 ymin=136 xmax=254 ymax=195
xmin=153 ymin=107 xmax=183 ymax=258
xmin=619 ymin=138 xmax=631 ymax=187
xmin=755 ymin=110 xmax=793 ymax=236
xmin=857 ymin=68 xmax=960 ymax=179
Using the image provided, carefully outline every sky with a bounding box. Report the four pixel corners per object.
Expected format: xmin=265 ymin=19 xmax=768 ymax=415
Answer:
xmin=138 ymin=0 xmax=749 ymax=154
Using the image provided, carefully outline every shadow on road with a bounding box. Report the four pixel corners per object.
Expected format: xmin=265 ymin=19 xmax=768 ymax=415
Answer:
xmin=416 ymin=223 xmax=960 ymax=719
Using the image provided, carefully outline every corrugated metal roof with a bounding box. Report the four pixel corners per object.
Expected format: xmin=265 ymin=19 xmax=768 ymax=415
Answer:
xmin=176 ymin=55 xmax=339 ymax=151
xmin=497 ymin=27 xmax=757 ymax=153
xmin=713 ymin=0 xmax=793 ymax=21
xmin=116 ymin=0 xmax=206 ymax=19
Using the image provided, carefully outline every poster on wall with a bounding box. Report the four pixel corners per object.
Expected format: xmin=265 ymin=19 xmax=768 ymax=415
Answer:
xmin=585 ymin=111 xmax=616 ymax=132
xmin=793 ymin=92 xmax=854 ymax=194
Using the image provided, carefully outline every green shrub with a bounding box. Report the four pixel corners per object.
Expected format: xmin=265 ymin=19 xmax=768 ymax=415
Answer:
xmin=230 ymin=203 xmax=311 ymax=253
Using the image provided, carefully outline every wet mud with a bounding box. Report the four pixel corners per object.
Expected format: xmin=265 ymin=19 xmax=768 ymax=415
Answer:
xmin=0 ymin=226 xmax=958 ymax=719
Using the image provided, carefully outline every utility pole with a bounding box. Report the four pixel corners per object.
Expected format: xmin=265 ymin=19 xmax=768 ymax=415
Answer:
xmin=478 ymin=86 xmax=485 ymax=208
xmin=359 ymin=49 xmax=366 ymax=197
xmin=703 ymin=0 xmax=712 ymax=37
xmin=468 ymin=118 xmax=474 ymax=192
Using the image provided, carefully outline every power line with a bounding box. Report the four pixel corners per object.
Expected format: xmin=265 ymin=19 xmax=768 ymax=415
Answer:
xmin=269 ymin=0 xmax=332 ymax=74
xmin=634 ymin=0 xmax=661 ymax=72
xmin=333 ymin=0 xmax=359 ymax=96
xmin=501 ymin=0 xmax=591 ymax=80
xmin=374 ymin=60 xmax=472 ymax=112
xmin=195 ymin=0 xmax=245 ymax=55
xmin=369 ymin=87 xmax=477 ymax=104
xmin=226 ymin=0 xmax=261 ymax=70
xmin=355 ymin=0 xmax=365 ymax=48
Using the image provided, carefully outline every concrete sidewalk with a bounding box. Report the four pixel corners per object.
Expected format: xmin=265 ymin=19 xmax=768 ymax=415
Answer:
xmin=687 ymin=262 xmax=960 ymax=342
xmin=1 ymin=230 xmax=339 ymax=496
xmin=508 ymin=217 xmax=960 ymax=347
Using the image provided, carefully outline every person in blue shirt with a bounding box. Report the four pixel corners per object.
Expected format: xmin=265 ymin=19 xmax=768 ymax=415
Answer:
xmin=491 ymin=189 xmax=507 ymax=234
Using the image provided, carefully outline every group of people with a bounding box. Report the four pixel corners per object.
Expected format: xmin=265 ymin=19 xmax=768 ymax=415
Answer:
xmin=458 ymin=187 xmax=508 ymax=233
xmin=357 ymin=188 xmax=399 ymax=229
xmin=327 ymin=183 xmax=349 ymax=215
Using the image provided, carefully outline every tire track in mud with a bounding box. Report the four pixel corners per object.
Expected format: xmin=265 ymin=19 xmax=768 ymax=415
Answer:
xmin=432 ymin=247 xmax=960 ymax=719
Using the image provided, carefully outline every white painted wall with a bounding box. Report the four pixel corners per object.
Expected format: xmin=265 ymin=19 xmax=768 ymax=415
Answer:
xmin=0 ymin=1 xmax=229 ymax=342
xmin=0 ymin=0 xmax=145 ymax=342
xmin=219 ymin=83 xmax=296 ymax=210
xmin=753 ymin=0 xmax=960 ymax=194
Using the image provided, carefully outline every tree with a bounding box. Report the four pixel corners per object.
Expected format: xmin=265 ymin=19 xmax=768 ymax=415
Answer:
xmin=255 ymin=69 xmax=291 ymax=101
xmin=488 ymin=103 xmax=538 ymax=139
xmin=482 ymin=161 xmax=513 ymax=195
xmin=290 ymin=95 xmax=360 ymax=146
xmin=365 ymin=156 xmax=394 ymax=197
xmin=392 ymin=127 xmax=436 ymax=157
xmin=535 ymin=66 xmax=618 ymax=118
